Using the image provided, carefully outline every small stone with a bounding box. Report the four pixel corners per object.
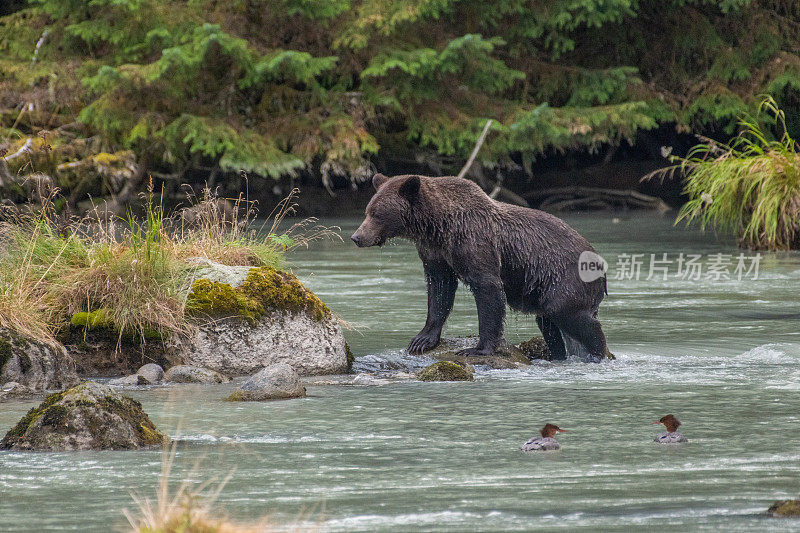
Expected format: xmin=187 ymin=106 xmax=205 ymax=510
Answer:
xmin=226 ymin=363 xmax=306 ymax=401
xmin=0 ymin=381 xmax=165 ymax=451
xmin=0 ymin=381 xmax=36 ymax=401
xmin=164 ymin=365 xmax=229 ymax=384
xmin=108 ymin=374 xmax=150 ymax=387
xmin=136 ymin=363 xmax=164 ymax=383
xmin=767 ymin=499 xmax=800 ymax=517
xmin=417 ymin=361 xmax=474 ymax=382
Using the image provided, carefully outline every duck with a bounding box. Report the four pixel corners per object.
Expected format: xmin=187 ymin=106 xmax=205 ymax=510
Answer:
xmin=521 ymin=423 xmax=567 ymax=451
xmin=653 ymin=414 xmax=688 ymax=444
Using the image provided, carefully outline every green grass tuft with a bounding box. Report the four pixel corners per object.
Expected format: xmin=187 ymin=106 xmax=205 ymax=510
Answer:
xmin=656 ymin=96 xmax=800 ymax=251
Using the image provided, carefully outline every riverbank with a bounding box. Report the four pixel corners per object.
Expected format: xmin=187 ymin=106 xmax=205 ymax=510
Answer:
xmin=0 ymin=188 xmax=349 ymax=389
xmin=1 ymin=214 xmax=799 ymax=531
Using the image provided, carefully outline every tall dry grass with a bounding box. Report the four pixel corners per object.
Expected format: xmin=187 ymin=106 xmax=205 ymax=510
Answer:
xmin=0 ymin=181 xmax=336 ymax=345
xmin=123 ymin=440 xmax=313 ymax=533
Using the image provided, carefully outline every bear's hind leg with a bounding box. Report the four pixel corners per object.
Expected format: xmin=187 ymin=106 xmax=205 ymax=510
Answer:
xmin=536 ymin=315 xmax=567 ymax=360
xmin=552 ymin=311 xmax=608 ymax=363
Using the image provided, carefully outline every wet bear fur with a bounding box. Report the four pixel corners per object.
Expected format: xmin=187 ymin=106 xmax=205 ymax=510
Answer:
xmin=351 ymin=173 xmax=610 ymax=362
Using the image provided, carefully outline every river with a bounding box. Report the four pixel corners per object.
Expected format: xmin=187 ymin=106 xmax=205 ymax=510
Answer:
xmin=2 ymin=213 xmax=800 ymax=531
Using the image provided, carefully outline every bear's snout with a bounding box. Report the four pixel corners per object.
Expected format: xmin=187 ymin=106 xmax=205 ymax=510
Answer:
xmin=350 ymin=233 xmax=363 ymax=247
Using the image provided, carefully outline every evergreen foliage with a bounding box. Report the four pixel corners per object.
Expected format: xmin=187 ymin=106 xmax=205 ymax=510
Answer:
xmin=1 ymin=0 xmax=799 ymax=190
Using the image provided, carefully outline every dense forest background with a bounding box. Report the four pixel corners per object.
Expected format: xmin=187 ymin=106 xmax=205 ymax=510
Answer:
xmin=1 ymin=0 xmax=799 ymax=214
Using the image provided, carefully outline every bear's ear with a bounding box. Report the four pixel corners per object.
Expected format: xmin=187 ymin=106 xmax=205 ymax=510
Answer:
xmin=398 ymin=175 xmax=421 ymax=203
xmin=372 ymin=173 xmax=389 ymax=190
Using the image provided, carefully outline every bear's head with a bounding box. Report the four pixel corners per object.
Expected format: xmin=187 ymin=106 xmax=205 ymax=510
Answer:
xmin=351 ymin=173 xmax=420 ymax=247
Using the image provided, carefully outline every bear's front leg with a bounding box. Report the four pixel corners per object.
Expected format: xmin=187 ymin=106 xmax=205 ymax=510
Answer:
xmin=457 ymin=278 xmax=506 ymax=357
xmin=408 ymin=260 xmax=458 ymax=354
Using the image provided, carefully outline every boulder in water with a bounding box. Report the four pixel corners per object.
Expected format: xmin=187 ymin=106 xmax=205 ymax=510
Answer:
xmin=164 ymin=365 xmax=229 ymax=384
xmin=136 ymin=363 xmax=164 ymax=383
xmin=425 ymin=337 xmax=533 ymax=369
xmin=417 ymin=361 xmax=475 ymax=382
xmin=169 ymin=259 xmax=348 ymax=376
xmin=226 ymin=363 xmax=306 ymax=401
xmin=0 ymin=381 xmax=165 ymax=451
xmin=0 ymin=327 xmax=78 ymax=391
xmin=767 ymin=499 xmax=800 ymax=517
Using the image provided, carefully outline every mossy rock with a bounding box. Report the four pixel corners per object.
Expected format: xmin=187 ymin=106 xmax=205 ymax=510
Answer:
xmin=517 ymin=336 xmax=551 ymax=360
xmin=767 ymin=499 xmax=800 ymax=517
xmin=425 ymin=337 xmax=531 ymax=369
xmin=417 ymin=361 xmax=475 ymax=382
xmin=345 ymin=342 xmax=355 ymax=372
xmin=0 ymin=336 xmax=11 ymax=373
xmin=0 ymin=326 xmax=78 ymax=390
xmin=186 ymin=266 xmax=330 ymax=322
xmin=0 ymin=381 xmax=166 ymax=451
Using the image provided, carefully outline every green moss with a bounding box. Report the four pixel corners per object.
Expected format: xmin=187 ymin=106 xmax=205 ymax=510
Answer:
xmin=185 ymin=278 xmax=262 ymax=322
xmin=225 ymin=390 xmax=246 ymax=402
xmin=71 ymin=309 xmax=114 ymax=329
xmin=138 ymin=422 xmax=166 ymax=446
xmin=70 ymin=309 xmax=164 ymax=341
xmin=417 ymin=361 xmax=474 ymax=382
xmin=345 ymin=342 xmax=354 ymax=372
xmin=0 ymin=336 xmax=11 ymax=374
xmin=40 ymin=405 xmax=71 ymax=427
xmin=186 ymin=267 xmax=330 ymax=323
xmin=768 ymin=499 xmax=800 ymax=517
xmin=0 ymin=391 xmax=65 ymax=449
xmin=99 ymin=395 xmax=166 ymax=446
xmin=240 ymin=267 xmax=330 ymax=321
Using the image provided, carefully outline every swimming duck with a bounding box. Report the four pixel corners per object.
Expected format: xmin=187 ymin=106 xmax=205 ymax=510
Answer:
xmin=653 ymin=414 xmax=688 ymax=444
xmin=521 ymin=423 xmax=567 ymax=451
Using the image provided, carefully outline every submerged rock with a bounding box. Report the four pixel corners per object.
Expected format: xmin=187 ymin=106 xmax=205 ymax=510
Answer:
xmin=516 ymin=336 xmax=551 ymax=360
xmin=767 ymin=499 xmax=800 ymax=517
xmin=425 ymin=337 xmax=534 ymax=369
xmin=164 ymin=365 xmax=229 ymax=384
xmin=169 ymin=259 xmax=348 ymax=376
xmin=417 ymin=361 xmax=475 ymax=382
xmin=136 ymin=363 xmax=164 ymax=383
xmin=226 ymin=363 xmax=306 ymax=401
xmin=0 ymin=327 xmax=79 ymax=391
xmin=0 ymin=381 xmax=165 ymax=451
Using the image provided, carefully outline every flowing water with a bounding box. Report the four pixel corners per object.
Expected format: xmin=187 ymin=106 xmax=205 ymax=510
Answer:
xmin=2 ymin=213 xmax=800 ymax=531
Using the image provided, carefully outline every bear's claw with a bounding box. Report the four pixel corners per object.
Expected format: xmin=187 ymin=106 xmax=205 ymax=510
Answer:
xmin=408 ymin=334 xmax=440 ymax=354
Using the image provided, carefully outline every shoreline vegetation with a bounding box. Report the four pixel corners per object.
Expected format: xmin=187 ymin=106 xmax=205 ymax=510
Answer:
xmin=0 ymin=182 xmax=336 ymax=349
xmin=2 ymin=1 xmax=800 ymax=219
xmin=650 ymin=96 xmax=800 ymax=251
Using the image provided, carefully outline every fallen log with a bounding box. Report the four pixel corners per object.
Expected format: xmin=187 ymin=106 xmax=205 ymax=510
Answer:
xmin=524 ymin=186 xmax=670 ymax=212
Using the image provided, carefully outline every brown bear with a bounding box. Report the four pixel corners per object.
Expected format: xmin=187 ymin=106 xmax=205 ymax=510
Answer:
xmin=351 ymin=173 xmax=610 ymax=362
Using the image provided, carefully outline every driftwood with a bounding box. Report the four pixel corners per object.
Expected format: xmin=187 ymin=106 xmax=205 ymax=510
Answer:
xmin=4 ymin=138 xmax=33 ymax=161
xmin=457 ymin=119 xmax=493 ymax=180
xmin=524 ymin=186 xmax=670 ymax=212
